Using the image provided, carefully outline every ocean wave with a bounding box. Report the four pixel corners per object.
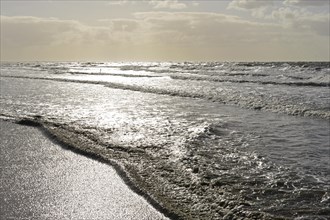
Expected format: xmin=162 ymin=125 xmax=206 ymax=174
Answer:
xmin=3 ymin=115 xmax=328 ymax=220
xmin=68 ymin=71 xmax=162 ymax=78
xmin=2 ymin=62 xmax=329 ymax=220
xmin=109 ymin=62 xmax=330 ymax=88
xmin=2 ymin=75 xmax=329 ymax=119
xmin=169 ymin=75 xmax=330 ymax=87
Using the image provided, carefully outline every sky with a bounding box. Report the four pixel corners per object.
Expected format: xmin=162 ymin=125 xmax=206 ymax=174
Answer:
xmin=1 ymin=0 xmax=329 ymax=62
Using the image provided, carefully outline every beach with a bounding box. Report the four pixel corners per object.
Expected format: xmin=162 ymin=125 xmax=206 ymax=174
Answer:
xmin=0 ymin=120 xmax=168 ymax=220
xmin=1 ymin=0 xmax=329 ymax=218
xmin=0 ymin=61 xmax=329 ymax=219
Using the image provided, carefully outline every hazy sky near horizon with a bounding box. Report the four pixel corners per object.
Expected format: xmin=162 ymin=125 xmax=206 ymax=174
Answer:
xmin=1 ymin=0 xmax=329 ymax=61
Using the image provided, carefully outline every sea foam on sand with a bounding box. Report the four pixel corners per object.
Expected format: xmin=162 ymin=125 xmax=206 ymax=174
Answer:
xmin=0 ymin=120 xmax=168 ymax=220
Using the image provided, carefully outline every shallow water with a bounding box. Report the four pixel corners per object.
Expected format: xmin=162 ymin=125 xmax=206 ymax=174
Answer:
xmin=1 ymin=62 xmax=329 ymax=219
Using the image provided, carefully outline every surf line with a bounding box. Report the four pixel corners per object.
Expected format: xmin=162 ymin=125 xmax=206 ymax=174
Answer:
xmin=10 ymin=116 xmax=181 ymax=220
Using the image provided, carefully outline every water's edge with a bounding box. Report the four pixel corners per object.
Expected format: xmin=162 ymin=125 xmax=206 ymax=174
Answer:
xmin=4 ymin=117 xmax=181 ymax=220
xmin=1 ymin=61 xmax=329 ymax=219
xmin=2 ymin=115 xmax=284 ymax=220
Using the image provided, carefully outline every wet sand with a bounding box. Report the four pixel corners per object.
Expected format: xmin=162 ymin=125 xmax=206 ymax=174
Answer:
xmin=0 ymin=120 xmax=168 ymax=220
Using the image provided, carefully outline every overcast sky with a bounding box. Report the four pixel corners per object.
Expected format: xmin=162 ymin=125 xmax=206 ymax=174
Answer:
xmin=1 ymin=0 xmax=329 ymax=61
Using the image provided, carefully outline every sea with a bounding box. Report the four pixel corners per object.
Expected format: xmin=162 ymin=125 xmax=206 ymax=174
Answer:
xmin=0 ymin=61 xmax=329 ymax=219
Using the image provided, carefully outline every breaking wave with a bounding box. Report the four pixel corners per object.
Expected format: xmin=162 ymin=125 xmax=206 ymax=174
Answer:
xmin=2 ymin=75 xmax=329 ymax=119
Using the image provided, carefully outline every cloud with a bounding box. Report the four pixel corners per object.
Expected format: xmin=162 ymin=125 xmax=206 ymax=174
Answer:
xmin=272 ymin=7 xmax=330 ymax=36
xmin=106 ymin=0 xmax=187 ymax=9
xmin=1 ymin=16 xmax=81 ymax=47
xmin=1 ymin=12 xmax=329 ymax=61
xmin=284 ymin=0 xmax=330 ymax=6
xmin=0 ymin=15 xmax=118 ymax=61
xmin=99 ymin=18 xmax=140 ymax=32
xmin=148 ymin=0 xmax=187 ymax=9
xmin=227 ymin=0 xmax=276 ymax=18
xmin=1 ymin=16 xmax=112 ymax=48
xmin=228 ymin=0 xmax=275 ymax=10
xmin=228 ymin=0 xmax=329 ymax=35
xmin=192 ymin=2 xmax=200 ymax=7
xmin=133 ymin=12 xmax=328 ymax=57
xmin=107 ymin=0 xmax=129 ymax=6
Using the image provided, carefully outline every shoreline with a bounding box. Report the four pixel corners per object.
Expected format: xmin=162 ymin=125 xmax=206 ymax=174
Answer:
xmin=37 ymin=121 xmax=180 ymax=220
xmin=17 ymin=118 xmax=180 ymax=220
xmin=1 ymin=116 xmax=276 ymax=220
xmin=0 ymin=118 xmax=171 ymax=220
xmin=2 ymin=112 xmax=328 ymax=219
